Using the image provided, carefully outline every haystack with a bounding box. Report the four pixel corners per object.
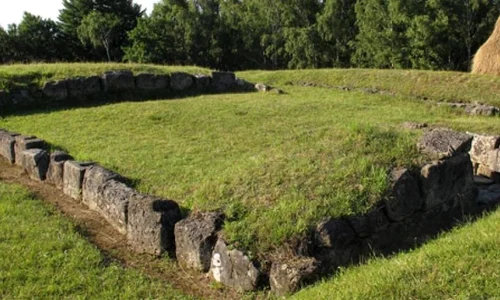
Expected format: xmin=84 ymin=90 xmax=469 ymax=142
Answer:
xmin=472 ymin=16 xmax=500 ymax=75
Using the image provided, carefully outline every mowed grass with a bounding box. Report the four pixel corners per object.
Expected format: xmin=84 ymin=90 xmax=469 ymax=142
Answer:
xmin=0 ymin=182 xmax=191 ymax=299
xmin=0 ymin=63 xmax=210 ymax=91
xmin=2 ymin=69 xmax=500 ymax=254
xmin=294 ymin=208 xmax=500 ymax=299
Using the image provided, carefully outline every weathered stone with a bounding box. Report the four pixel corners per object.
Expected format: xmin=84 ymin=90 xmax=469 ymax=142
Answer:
xmin=170 ymin=72 xmax=194 ymax=91
xmin=82 ymin=165 xmax=123 ymax=210
xmin=476 ymin=164 xmax=500 ymax=182
xmin=477 ymin=187 xmax=500 ymax=206
xmin=14 ymin=136 xmax=46 ymax=166
xmin=270 ymin=257 xmax=320 ymax=296
xmin=10 ymin=90 xmax=34 ymax=106
xmin=384 ymin=168 xmax=422 ymax=221
xmin=174 ymin=212 xmax=224 ymax=272
xmin=418 ymin=128 xmax=473 ymax=159
xmin=314 ymin=218 xmax=355 ymax=249
xmin=21 ymin=149 xmax=49 ymax=181
xmin=465 ymin=104 xmax=499 ymax=116
xmin=210 ymin=239 xmax=260 ymax=291
xmin=63 ymin=161 xmax=93 ymax=201
xmin=0 ymin=131 xmax=17 ymax=163
xmin=101 ymin=70 xmax=135 ymax=92
xmin=255 ymin=83 xmax=272 ymax=92
xmin=127 ymin=195 xmax=182 ymax=256
xmin=194 ymin=75 xmax=211 ymax=91
xmin=211 ymin=72 xmax=236 ymax=91
xmin=348 ymin=206 xmax=389 ymax=237
xmin=488 ymin=149 xmax=500 ymax=173
xmin=420 ymin=154 xmax=476 ymax=210
xmin=42 ymin=80 xmax=68 ymax=100
xmin=46 ymin=151 xmax=73 ymax=189
xmin=402 ymin=122 xmax=428 ymax=130
xmin=67 ymin=76 xmax=102 ymax=97
xmin=469 ymin=134 xmax=500 ymax=166
xmin=474 ymin=175 xmax=495 ymax=185
xmin=135 ymin=73 xmax=169 ymax=90
xmin=97 ymin=179 xmax=134 ymax=234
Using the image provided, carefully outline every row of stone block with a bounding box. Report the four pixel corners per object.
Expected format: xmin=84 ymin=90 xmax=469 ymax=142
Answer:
xmin=0 ymin=129 xmax=181 ymax=256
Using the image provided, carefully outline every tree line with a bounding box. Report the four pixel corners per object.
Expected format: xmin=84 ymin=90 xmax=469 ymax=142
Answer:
xmin=1 ymin=0 xmax=499 ymax=71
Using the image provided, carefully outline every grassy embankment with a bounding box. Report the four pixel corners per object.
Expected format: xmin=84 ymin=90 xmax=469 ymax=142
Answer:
xmin=1 ymin=64 xmax=500 ymax=257
xmin=0 ymin=182 xmax=191 ymax=299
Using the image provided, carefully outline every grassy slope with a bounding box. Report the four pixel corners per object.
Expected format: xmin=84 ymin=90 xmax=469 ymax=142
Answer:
xmin=294 ymin=209 xmax=500 ymax=299
xmin=240 ymin=68 xmax=500 ymax=107
xmin=0 ymin=182 xmax=190 ymax=299
xmin=0 ymin=63 xmax=210 ymax=91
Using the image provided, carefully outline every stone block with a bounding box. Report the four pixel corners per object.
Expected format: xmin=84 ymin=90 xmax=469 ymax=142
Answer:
xmin=314 ymin=218 xmax=355 ymax=249
xmin=348 ymin=206 xmax=389 ymax=237
xmin=0 ymin=131 xmax=17 ymax=163
xmin=14 ymin=136 xmax=46 ymax=166
xmin=420 ymin=153 xmax=476 ymax=210
xmin=101 ymin=70 xmax=135 ymax=92
xmin=470 ymin=134 xmax=500 ymax=166
xmin=270 ymin=257 xmax=320 ymax=296
xmin=46 ymin=151 xmax=73 ymax=189
xmin=174 ymin=212 xmax=224 ymax=272
xmin=21 ymin=149 xmax=49 ymax=181
xmin=210 ymin=239 xmax=260 ymax=291
xmin=417 ymin=128 xmax=472 ymax=159
xmin=96 ymin=180 xmax=136 ymax=234
xmin=82 ymin=165 xmax=123 ymax=210
xmin=488 ymin=149 xmax=500 ymax=173
xmin=255 ymin=83 xmax=272 ymax=92
xmin=135 ymin=74 xmax=169 ymax=90
xmin=127 ymin=195 xmax=182 ymax=256
xmin=194 ymin=75 xmax=211 ymax=91
xmin=67 ymin=76 xmax=102 ymax=97
xmin=42 ymin=80 xmax=68 ymax=100
xmin=476 ymin=164 xmax=500 ymax=182
xmin=170 ymin=72 xmax=194 ymax=91
xmin=10 ymin=90 xmax=34 ymax=106
xmin=63 ymin=161 xmax=93 ymax=201
xmin=384 ymin=168 xmax=423 ymax=221
xmin=211 ymin=72 xmax=235 ymax=91
xmin=465 ymin=104 xmax=499 ymax=116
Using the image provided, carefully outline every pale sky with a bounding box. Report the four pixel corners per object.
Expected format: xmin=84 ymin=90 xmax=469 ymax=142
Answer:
xmin=0 ymin=0 xmax=159 ymax=28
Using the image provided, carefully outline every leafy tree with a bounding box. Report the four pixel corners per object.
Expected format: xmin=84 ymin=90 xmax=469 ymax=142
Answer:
xmin=77 ymin=12 xmax=121 ymax=62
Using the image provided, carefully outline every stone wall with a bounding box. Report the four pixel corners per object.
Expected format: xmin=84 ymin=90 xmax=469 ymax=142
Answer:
xmin=0 ymin=126 xmax=499 ymax=296
xmin=0 ymin=70 xmax=255 ymax=114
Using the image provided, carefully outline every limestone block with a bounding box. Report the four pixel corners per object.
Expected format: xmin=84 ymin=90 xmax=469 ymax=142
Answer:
xmin=21 ymin=149 xmax=49 ymax=181
xmin=211 ymin=72 xmax=235 ymax=91
xmin=465 ymin=104 xmax=499 ymax=116
xmin=101 ymin=70 xmax=135 ymax=92
xmin=170 ymin=72 xmax=194 ymax=91
xmin=469 ymin=134 xmax=500 ymax=166
xmin=194 ymin=75 xmax=211 ymax=91
xmin=63 ymin=161 xmax=93 ymax=201
xmin=476 ymin=164 xmax=500 ymax=182
xmin=42 ymin=80 xmax=68 ymax=100
xmin=255 ymin=83 xmax=272 ymax=92
xmin=210 ymin=239 xmax=260 ymax=291
xmin=14 ymin=136 xmax=46 ymax=166
xmin=384 ymin=168 xmax=423 ymax=221
xmin=314 ymin=218 xmax=355 ymax=249
xmin=67 ymin=76 xmax=102 ymax=97
xmin=174 ymin=212 xmax=224 ymax=271
xmin=82 ymin=165 xmax=123 ymax=210
xmin=135 ymin=74 xmax=169 ymax=90
xmin=420 ymin=153 xmax=476 ymax=210
xmin=127 ymin=195 xmax=181 ymax=256
xmin=46 ymin=151 xmax=73 ymax=189
xmin=0 ymin=131 xmax=18 ymax=163
xmin=417 ymin=128 xmax=472 ymax=159
xmin=488 ymin=149 xmax=500 ymax=173
xmin=348 ymin=206 xmax=389 ymax=237
xmin=270 ymin=257 xmax=320 ymax=296
xmin=97 ymin=179 xmax=134 ymax=234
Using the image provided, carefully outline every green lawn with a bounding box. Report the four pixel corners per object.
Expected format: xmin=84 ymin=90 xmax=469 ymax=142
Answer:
xmin=0 ymin=182 xmax=191 ymax=299
xmin=294 ymin=208 xmax=500 ymax=299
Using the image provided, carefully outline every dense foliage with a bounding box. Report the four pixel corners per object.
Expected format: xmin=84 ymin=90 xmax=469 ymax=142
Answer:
xmin=1 ymin=0 xmax=500 ymax=70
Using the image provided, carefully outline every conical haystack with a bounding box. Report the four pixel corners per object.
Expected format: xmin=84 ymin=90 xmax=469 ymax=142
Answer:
xmin=472 ymin=16 xmax=500 ymax=75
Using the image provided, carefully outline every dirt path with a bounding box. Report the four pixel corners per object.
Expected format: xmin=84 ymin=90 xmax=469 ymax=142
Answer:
xmin=0 ymin=159 xmax=244 ymax=300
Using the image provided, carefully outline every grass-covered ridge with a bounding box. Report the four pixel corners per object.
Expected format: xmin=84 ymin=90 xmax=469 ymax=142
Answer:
xmin=0 ymin=63 xmax=210 ymax=91
xmin=294 ymin=209 xmax=500 ymax=299
xmin=0 ymin=182 xmax=190 ymax=299
xmin=1 ymin=66 xmax=500 ymax=255
xmin=240 ymin=69 xmax=500 ymax=107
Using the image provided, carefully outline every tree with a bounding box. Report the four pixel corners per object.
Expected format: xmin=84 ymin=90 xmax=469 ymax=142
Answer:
xmin=77 ymin=12 xmax=120 ymax=62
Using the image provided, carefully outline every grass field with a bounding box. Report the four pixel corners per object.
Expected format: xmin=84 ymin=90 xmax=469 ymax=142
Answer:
xmin=0 ymin=182 xmax=191 ymax=299
xmin=1 ymin=64 xmax=500 ymax=255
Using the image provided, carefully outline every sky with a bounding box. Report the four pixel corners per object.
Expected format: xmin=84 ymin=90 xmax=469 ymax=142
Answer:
xmin=0 ymin=0 xmax=159 ymax=28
